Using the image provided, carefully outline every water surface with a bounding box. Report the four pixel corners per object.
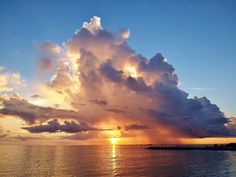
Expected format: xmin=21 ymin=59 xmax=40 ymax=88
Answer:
xmin=0 ymin=145 xmax=236 ymax=177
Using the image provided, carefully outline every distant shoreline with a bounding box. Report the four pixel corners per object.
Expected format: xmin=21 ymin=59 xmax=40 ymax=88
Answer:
xmin=146 ymin=143 xmax=236 ymax=151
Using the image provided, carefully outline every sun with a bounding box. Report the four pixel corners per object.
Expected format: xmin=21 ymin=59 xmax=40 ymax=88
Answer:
xmin=110 ymin=137 xmax=119 ymax=144
xmin=107 ymin=130 xmax=121 ymax=144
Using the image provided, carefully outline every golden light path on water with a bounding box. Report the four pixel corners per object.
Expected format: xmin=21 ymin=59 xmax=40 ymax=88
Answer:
xmin=112 ymin=144 xmax=117 ymax=175
xmin=110 ymin=134 xmax=119 ymax=174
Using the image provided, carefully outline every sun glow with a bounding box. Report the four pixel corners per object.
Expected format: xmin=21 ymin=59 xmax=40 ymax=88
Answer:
xmin=124 ymin=65 xmax=138 ymax=78
xmin=108 ymin=130 xmax=121 ymax=144
xmin=110 ymin=137 xmax=119 ymax=144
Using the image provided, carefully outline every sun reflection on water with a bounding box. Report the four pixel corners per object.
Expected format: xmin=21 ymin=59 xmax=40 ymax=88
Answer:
xmin=112 ymin=145 xmax=116 ymax=158
xmin=112 ymin=145 xmax=117 ymax=175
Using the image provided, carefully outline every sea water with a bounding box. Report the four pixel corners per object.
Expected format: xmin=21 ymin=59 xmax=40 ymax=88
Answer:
xmin=0 ymin=145 xmax=236 ymax=177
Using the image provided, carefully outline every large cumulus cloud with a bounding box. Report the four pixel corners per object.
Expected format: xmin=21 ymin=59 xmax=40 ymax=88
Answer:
xmin=0 ymin=16 xmax=235 ymax=140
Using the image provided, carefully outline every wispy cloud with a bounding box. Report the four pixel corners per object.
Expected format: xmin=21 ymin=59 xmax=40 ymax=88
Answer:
xmin=187 ymin=87 xmax=215 ymax=91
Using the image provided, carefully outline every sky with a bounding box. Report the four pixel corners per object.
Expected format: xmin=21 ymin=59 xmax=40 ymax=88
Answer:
xmin=0 ymin=0 xmax=236 ymax=145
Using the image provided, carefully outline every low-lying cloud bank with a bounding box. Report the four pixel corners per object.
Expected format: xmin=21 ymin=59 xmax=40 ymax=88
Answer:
xmin=0 ymin=16 xmax=235 ymax=140
xmin=0 ymin=97 xmax=81 ymax=124
xmin=22 ymin=119 xmax=107 ymax=133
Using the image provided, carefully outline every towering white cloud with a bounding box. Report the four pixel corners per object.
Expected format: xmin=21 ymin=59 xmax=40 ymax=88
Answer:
xmin=0 ymin=16 xmax=235 ymax=139
xmin=82 ymin=16 xmax=102 ymax=35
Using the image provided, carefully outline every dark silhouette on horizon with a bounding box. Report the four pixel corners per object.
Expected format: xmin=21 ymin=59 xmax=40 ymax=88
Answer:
xmin=146 ymin=143 xmax=236 ymax=151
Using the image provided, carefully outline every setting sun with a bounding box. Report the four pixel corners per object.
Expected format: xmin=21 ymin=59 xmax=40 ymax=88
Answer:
xmin=110 ymin=137 xmax=119 ymax=144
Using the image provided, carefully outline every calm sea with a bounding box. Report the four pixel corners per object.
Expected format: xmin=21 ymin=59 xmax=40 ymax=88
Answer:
xmin=0 ymin=145 xmax=236 ymax=177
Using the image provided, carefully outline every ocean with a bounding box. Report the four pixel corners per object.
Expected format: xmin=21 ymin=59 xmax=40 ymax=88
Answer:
xmin=0 ymin=145 xmax=236 ymax=177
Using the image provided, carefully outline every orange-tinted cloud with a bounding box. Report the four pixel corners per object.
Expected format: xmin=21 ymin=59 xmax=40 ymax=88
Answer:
xmin=0 ymin=16 xmax=235 ymax=144
xmin=0 ymin=67 xmax=25 ymax=92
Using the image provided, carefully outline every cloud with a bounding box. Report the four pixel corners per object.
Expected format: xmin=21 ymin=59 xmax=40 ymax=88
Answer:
xmin=1 ymin=16 xmax=235 ymax=141
xmin=22 ymin=119 xmax=106 ymax=133
xmin=36 ymin=41 xmax=65 ymax=74
xmin=37 ymin=41 xmax=62 ymax=59
xmin=0 ymin=67 xmax=25 ymax=92
xmin=67 ymin=17 xmax=234 ymax=138
xmin=30 ymin=94 xmax=41 ymax=98
xmin=226 ymin=117 xmax=236 ymax=135
xmin=115 ymin=28 xmax=130 ymax=45
xmin=40 ymin=58 xmax=53 ymax=71
xmin=0 ymin=96 xmax=82 ymax=124
xmin=90 ymin=99 xmax=107 ymax=106
xmin=123 ymin=124 xmax=150 ymax=131
xmin=82 ymin=16 xmax=102 ymax=35
xmin=100 ymin=59 xmax=123 ymax=82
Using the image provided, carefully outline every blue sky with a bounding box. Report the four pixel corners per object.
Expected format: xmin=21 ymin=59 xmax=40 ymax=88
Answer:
xmin=0 ymin=0 xmax=235 ymax=115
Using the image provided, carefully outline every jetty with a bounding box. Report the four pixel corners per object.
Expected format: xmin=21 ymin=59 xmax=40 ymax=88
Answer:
xmin=146 ymin=143 xmax=236 ymax=151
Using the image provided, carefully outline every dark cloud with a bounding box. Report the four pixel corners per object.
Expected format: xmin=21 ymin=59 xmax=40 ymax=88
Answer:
xmin=90 ymin=99 xmax=107 ymax=106
xmin=124 ymin=124 xmax=150 ymax=131
xmin=125 ymin=76 xmax=150 ymax=92
xmin=30 ymin=94 xmax=41 ymax=98
xmin=100 ymin=59 xmax=150 ymax=92
xmin=146 ymin=96 xmax=231 ymax=137
xmin=22 ymin=119 xmax=109 ymax=133
xmin=100 ymin=59 xmax=123 ymax=82
xmin=0 ymin=98 xmax=82 ymax=124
